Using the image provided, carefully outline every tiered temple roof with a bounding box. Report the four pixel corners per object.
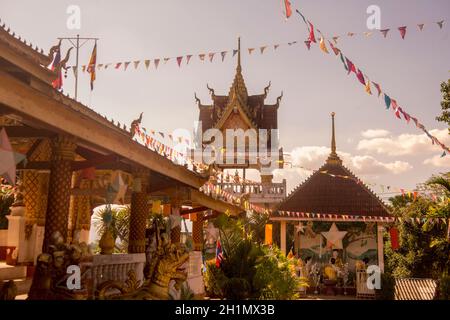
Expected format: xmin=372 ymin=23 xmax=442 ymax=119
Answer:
xmin=196 ymin=38 xmax=282 ymax=133
xmin=273 ymin=113 xmax=391 ymax=219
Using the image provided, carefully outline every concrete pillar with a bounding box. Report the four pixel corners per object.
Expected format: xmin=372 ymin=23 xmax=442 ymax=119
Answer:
xmin=128 ymin=169 xmax=149 ymax=253
xmin=280 ymin=220 xmax=287 ymax=255
xmin=42 ymin=135 xmax=76 ymax=252
xmin=377 ymin=223 xmax=384 ymax=273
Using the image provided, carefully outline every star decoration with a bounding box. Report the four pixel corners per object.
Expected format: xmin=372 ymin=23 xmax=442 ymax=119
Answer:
xmin=0 ymin=128 xmax=26 ymax=185
xmin=295 ymin=222 xmax=305 ymax=234
xmin=111 ymin=171 xmax=127 ymax=205
xmin=321 ymin=223 xmax=347 ymax=249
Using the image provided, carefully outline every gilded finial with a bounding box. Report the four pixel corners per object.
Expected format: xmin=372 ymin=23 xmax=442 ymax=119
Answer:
xmin=326 ymin=112 xmax=342 ymax=164
xmin=237 ymin=36 xmax=241 ymax=72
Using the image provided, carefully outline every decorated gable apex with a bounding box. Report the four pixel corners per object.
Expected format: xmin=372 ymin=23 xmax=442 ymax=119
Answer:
xmin=196 ymin=38 xmax=282 ymax=133
xmin=274 ymin=113 xmax=391 ymax=219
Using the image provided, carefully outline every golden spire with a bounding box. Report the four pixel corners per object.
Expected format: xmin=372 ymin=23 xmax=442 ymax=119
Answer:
xmin=228 ymin=37 xmax=248 ymax=104
xmin=327 ymin=112 xmax=342 ymax=164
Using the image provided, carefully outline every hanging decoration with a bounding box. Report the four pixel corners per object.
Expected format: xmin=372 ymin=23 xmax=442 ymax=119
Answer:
xmin=294 ymin=9 xmax=450 ymax=156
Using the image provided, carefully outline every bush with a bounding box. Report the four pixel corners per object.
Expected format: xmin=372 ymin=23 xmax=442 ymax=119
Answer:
xmin=438 ymin=275 xmax=450 ymax=300
xmin=375 ymin=273 xmax=395 ymax=300
xmin=0 ymin=190 xmax=14 ymax=230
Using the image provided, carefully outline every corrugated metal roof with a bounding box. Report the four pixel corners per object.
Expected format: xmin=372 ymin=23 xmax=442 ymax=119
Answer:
xmin=395 ymin=278 xmax=437 ymax=300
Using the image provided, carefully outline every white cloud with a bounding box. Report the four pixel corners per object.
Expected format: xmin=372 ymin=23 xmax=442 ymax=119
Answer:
xmin=423 ymin=154 xmax=450 ymax=168
xmin=361 ymin=129 xmax=390 ymax=139
xmin=279 ymin=146 xmax=412 ymax=193
xmin=357 ymin=129 xmax=449 ymax=156
xmin=286 ymin=146 xmax=412 ymax=175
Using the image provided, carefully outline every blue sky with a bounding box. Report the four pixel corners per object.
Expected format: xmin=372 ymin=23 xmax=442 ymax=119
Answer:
xmin=1 ymin=0 xmax=449 ymax=196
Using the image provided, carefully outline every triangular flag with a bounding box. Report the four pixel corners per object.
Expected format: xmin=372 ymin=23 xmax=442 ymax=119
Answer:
xmin=163 ymin=57 xmax=170 ymax=64
xmin=356 ymin=69 xmax=366 ymax=85
xmin=82 ymin=65 xmax=86 ymax=72
xmin=373 ymin=82 xmax=382 ymax=97
xmin=363 ymin=31 xmax=373 ymax=37
xmin=144 ymin=60 xmax=150 ymax=69
xmin=365 ymin=81 xmax=372 ymax=95
xmin=208 ymin=52 xmax=215 ymax=62
xmin=124 ymin=62 xmax=131 ymax=71
xmin=176 ymin=56 xmax=183 ymax=67
xmin=437 ymin=20 xmax=444 ymax=29
xmin=199 ymin=54 xmax=206 ymax=61
xmin=332 ymin=36 xmax=339 ymax=44
xmin=295 ymin=9 xmax=307 ymax=25
xmin=232 ymin=49 xmax=238 ymax=57
xmin=248 ymin=48 xmax=255 ymax=55
xmin=104 ymin=63 xmax=111 ymax=69
xmin=304 ymin=40 xmax=311 ymax=50
xmin=398 ymin=26 xmax=407 ymax=39
xmin=329 ymin=41 xmax=340 ymax=55
xmin=221 ymin=51 xmax=227 ymax=62
xmin=308 ymin=21 xmax=317 ymax=43
xmin=154 ymin=59 xmax=160 ymax=69
xmin=384 ymin=94 xmax=391 ymax=109
xmin=347 ymin=32 xmax=355 ymax=37
xmin=418 ymin=23 xmax=425 ymax=31
xmin=380 ymin=29 xmax=390 ymax=38
xmin=133 ymin=60 xmax=140 ymax=69
xmin=441 ymin=151 xmax=447 ymax=158
xmin=115 ymin=62 xmax=122 ymax=69
xmin=260 ymin=46 xmax=267 ymax=54
xmin=186 ymin=55 xmax=193 ymax=65
xmin=274 ymin=44 xmax=280 ymax=50
xmin=340 ymin=53 xmax=348 ymax=71
xmin=284 ymin=0 xmax=292 ymax=19
xmin=346 ymin=58 xmax=356 ymax=74
xmin=319 ymin=37 xmax=329 ymax=54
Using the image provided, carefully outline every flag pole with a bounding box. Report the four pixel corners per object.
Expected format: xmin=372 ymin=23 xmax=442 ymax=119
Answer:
xmin=57 ymin=35 xmax=99 ymax=101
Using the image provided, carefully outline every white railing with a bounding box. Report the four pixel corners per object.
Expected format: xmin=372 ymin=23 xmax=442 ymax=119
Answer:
xmin=83 ymin=253 xmax=146 ymax=297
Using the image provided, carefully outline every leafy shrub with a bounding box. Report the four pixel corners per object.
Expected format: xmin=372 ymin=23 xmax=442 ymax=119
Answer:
xmin=375 ymin=273 xmax=395 ymax=300
xmin=438 ymin=275 xmax=450 ymax=300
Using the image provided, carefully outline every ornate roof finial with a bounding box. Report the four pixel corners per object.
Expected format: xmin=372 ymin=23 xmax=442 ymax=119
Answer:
xmin=237 ymin=36 xmax=241 ymax=72
xmin=327 ymin=112 xmax=342 ymax=164
xmin=227 ymin=36 xmax=248 ymax=105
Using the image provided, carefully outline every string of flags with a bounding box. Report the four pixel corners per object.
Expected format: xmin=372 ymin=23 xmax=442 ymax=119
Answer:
xmin=132 ymin=123 xmax=208 ymax=172
xmin=73 ymin=15 xmax=445 ymax=76
xmin=201 ymin=182 xmax=268 ymax=214
xmin=276 ymin=210 xmax=450 ymax=225
xmin=321 ymin=20 xmax=445 ymax=43
xmin=73 ymin=39 xmax=303 ymax=74
xmin=296 ymin=9 xmax=450 ymax=157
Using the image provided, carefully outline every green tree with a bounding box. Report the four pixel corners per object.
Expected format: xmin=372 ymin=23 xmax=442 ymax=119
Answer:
xmin=385 ymin=174 xmax=450 ymax=279
xmin=436 ymin=79 xmax=450 ymax=133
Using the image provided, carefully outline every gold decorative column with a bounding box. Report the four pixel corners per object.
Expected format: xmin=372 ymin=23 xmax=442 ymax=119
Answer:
xmin=68 ymin=172 xmax=92 ymax=243
xmin=192 ymin=213 xmax=204 ymax=251
xmin=42 ymin=135 xmax=76 ymax=252
xmin=23 ymin=139 xmax=51 ymax=230
xmin=128 ymin=169 xmax=149 ymax=253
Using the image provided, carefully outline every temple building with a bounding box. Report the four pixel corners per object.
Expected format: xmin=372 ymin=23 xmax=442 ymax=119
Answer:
xmin=195 ymin=38 xmax=286 ymax=210
xmin=0 ymin=22 xmax=247 ymax=299
xmin=270 ymin=113 xmax=392 ymax=297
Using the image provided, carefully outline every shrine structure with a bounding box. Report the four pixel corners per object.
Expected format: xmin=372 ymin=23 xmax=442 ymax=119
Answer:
xmin=270 ymin=113 xmax=392 ymax=297
xmin=195 ymin=38 xmax=286 ymax=210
